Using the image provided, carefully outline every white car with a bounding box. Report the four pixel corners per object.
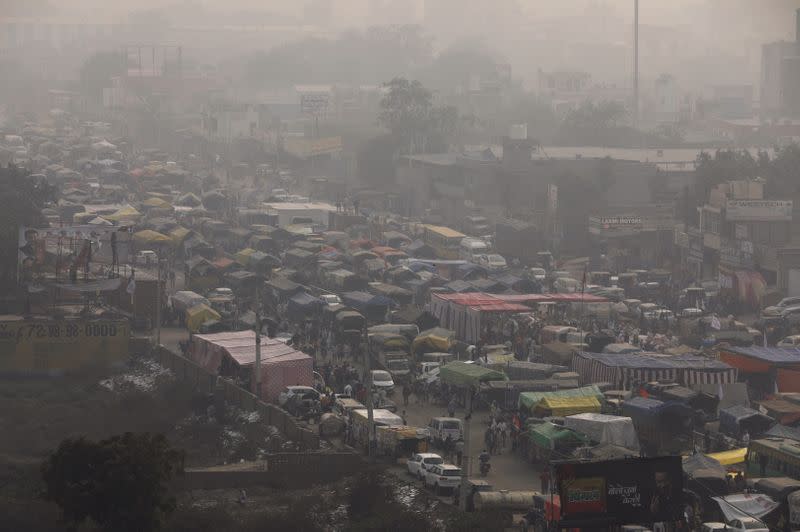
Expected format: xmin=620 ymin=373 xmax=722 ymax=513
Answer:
xmin=725 ymin=517 xmax=769 ymax=532
xmin=424 ymin=464 xmax=462 ymax=494
xmin=319 ymin=294 xmax=342 ymax=306
xmin=135 ymin=250 xmax=158 ymax=266
xmin=371 ymin=370 xmax=395 ymax=394
xmin=778 ymin=335 xmax=800 ymax=347
xmin=528 ymin=267 xmax=547 ymax=281
xmin=406 ymin=452 xmax=443 ymax=480
xmin=278 ymin=385 xmax=320 ymax=407
xmin=762 ymin=297 xmax=800 ymax=317
xmin=476 ymin=254 xmax=507 ymax=272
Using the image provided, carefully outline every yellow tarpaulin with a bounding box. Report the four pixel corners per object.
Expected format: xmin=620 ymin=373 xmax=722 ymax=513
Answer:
xmin=142 ymin=197 xmax=172 ymax=209
xmin=106 ymin=205 xmax=142 ymax=222
xmin=235 ymin=248 xmax=256 ymax=266
xmin=535 ymin=396 xmax=601 ymax=417
xmin=133 ymin=229 xmax=172 ymax=244
xmin=169 ymin=226 xmax=190 ymax=245
xmin=707 ymin=448 xmax=747 ymax=466
xmin=185 ymin=304 xmax=221 ymax=333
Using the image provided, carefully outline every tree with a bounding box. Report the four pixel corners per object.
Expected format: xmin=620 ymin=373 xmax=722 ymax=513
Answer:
xmin=557 ymin=100 xmax=629 ymax=146
xmin=0 ymin=165 xmax=53 ymax=290
xmin=41 ymin=432 xmax=184 ymax=532
xmin=79 ymin=51 xmax=125 ymax=101
xmin=694 ymin=149 xmax=760 ymax=201
xmin=764 ymin=143 xmax=800 ymax=196
xmin=357 ymin=134 xmax=398 ymax=185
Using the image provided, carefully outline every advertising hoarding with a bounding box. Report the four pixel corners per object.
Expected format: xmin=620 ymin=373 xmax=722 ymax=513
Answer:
xmin=725 ymin=199 xmax=793 ymax=221
xmin=556 ymin=456 xmax=683 ymax=526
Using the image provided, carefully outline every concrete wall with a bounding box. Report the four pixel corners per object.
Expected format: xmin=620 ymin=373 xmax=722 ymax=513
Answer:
xmin=154 ymin=346 xmax=320 ymax=450
xmin=176 ymin=452 xmax=365 ymax=490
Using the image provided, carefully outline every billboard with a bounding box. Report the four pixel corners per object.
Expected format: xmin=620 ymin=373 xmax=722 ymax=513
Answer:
xmin=0 ymin=318 xmax=129 ymax=374
xmin=18 ymin=225 xmax=131 ymax=281
xmin=588 ymin=216 xmax=643 ymax=236
xmin=725 ymin=199 xmax=793 ymax=221
xmin=556 ymin=456 xmax=683 ymax=526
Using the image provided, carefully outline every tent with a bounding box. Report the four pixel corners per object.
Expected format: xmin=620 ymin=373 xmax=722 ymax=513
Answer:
xmin=439 ymin=361 xmax=506 ymax=389
xmin=765 ymin=424 xmax=800 ymax=442
xmin=142 ymin=197 xmax=172 ymax=209
xmin=528 ymin=422 xmax=588 ymax=451
xmin=342 ymin=291 xmax=394 ymax=321
xmin=133 ymin=229 xmax=172 ymax=244
xmin=186 ymin=304 xmax=222 ymax=333
xmin=563 ymin=413 xmax=640 ymax=450
xmin=535 ymin=396 xmax=601 ymax=417
xmin=518 ymin=385 xmax=603 ymax=413
xmin=287 ymin=292 xmax=323 ymax=317
xmin=712 ymin=494 xmax=778 ymax=522
xmin=412 ymin=327 xmax=455 ymax=354
xmin=106 ymin=204 xmax=142 ymax=222
xmin=719 ymin=405 xmax=774 ymax=439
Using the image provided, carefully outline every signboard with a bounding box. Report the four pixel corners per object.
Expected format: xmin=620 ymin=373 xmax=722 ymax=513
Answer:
xmin=725 ymin=199 xmax=793 ymax=221
xmin=0 ymin=319 xmax=129 ymax=374
xmin=300 ymin=93 xmax=329 ymax=115
xmin=283 ymin=136 xmax=342 ymax=159
xmin=589 ymin=216 xmax=643 ymax=237
xmin=557 ymin=456 xmax=683 ymax=527
xmin=548 ymin=184 xmax=558 ymax=213
xmin=720 ymin=238 xmax=754 ymax=269
xmin=18 ymin=225 xmax=131 ymax=281
xmin=735 ymin=224 xmax=748 ymax=240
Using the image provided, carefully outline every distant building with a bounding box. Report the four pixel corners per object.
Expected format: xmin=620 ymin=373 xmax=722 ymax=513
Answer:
xmin=759 ymin=9 xmax=800 ymax=117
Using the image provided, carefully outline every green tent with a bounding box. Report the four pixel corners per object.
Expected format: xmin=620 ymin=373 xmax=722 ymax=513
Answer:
xmin=439 ymin=361 xmax=506 ymax=388
xmin=518 ymin=385 xmax=603 ymax=412
xmin=528 ymin=422 xmax=588 ymax=450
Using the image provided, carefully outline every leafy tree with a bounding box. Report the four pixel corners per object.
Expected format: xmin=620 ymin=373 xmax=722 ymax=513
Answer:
xmin=558 ymin=100 xmax=628 ymax=145
xmin=79 ymin=51 xmax=125 ymax=101
xmin=694 ymin=149 xmax=761 ymax=202
xmin=0 ymin=165 xmax=53 ymax=290
xmin=764 ymin=143 xmax=800 ymax=196
xmin=357 ymin=134 xmax=398 ymax=185
xmin=41 ymin=432 xmax=184 ymax=532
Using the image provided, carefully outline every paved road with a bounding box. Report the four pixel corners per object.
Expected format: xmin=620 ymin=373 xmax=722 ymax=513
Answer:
xmin=394 ymin=385 xmax=543 ymax=493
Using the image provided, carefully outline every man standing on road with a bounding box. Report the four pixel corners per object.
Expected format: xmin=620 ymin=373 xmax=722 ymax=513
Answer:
xmin=447 ymin=396 xmax=457 ymax=418
xmin=403 ymin=384 xmax=411 ymax=406
xmin=455 ymin=438 xmax=464 ymax=467
xmin=498 ymin=419 xmax=508 ymax=450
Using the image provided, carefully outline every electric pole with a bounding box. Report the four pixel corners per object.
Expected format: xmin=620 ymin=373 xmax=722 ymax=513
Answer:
xmin=633 ymin=0 xmax=639 ymax=128
xmin=255 ymin=308 xmax=262 ymax=399
xmin=364 ymin=327 xmax=375 ymax=459
xmin=459 ymin=389 xmax=473 ymax=511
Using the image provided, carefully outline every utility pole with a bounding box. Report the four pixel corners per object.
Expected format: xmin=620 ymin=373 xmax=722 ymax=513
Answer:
xmin=633 ymin=0 xmax=639 ymax=128
xmin=459 ymin=389 xmax=473 ymax=511
xmin=155 ymin=258 xmax=163 ymax=346
xmin=255 ymin=308 xmax=262 ymax=399
xmin=364 ymin=327 xmax=375 ymax=459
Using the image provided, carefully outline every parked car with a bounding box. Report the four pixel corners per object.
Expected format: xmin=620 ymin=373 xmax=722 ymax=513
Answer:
xmin=778 ymin=335 xmax=800 ymax=347
xmin=700 ymin=523 xmax=727 ymax=532
xmin=762 ymin=297 xmax=800 ymax=317
xmin=725 ymin=518 xmax=769 ymax=532
xmin=135 ymin=250 xmax=158 ymax=266
xmin=407 ymin=452 xmax=443 ymax=479
xmin=278 ymin=385 xmax=320 ymax=407
xmin=424 ymin=464 xmax=462 ymax=494
xmin=476 ymin=254 xmax=507 ymax=272
xmin=428 ymin=417 xmax=463 ymax=446
xmin=320 ymin=294 xmax=342 ymax=306
xmin=370 ymin=370 xmax=395 ymax=394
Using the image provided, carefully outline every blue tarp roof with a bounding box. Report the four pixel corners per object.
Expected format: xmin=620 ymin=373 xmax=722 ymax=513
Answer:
xmin=288 ymin=292 xmax=322 ymax=310
xmin=342 ymin=291 xmax=395 ymax=311
xmin=725 ymin=346 xmax=800 ymax=363
xmin=578 ymin=352 xmax=732 ymax=370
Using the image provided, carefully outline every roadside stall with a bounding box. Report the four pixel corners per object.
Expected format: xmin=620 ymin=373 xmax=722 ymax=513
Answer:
xmin=376 ymin=425 xmax=429 ymax=461
xmin=439 ymin=361 xmax=506 ymax=404
xmin=622 ymin=396 xmax=694 ymax=455
xmin=719 ymin=405 xmax=774 ymax=439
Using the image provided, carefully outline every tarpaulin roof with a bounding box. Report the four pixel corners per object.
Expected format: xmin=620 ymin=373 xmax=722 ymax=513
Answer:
xmin=518 ymin=385 xmax=602 ymax=411
xmin=106 ymin=204 xmax=141 ymax=221
xmin=133 ymin=229 xmax=171 ymax=244
xmin=712 ymin=493 xmax=778 ymax=522
xmin=563 ymin=413 xmax=640 ymax=450
xmin=537 ymin=396 xmax=601 ymax=416
xmin=439 ymin=361 xmax=506 ymax=388
xmin=706 ymin=448 xmax=748 ymax=466
xmin=193 ymin=330 xmax=311 ymax=367
xmin=765 ymin=424 xmax=800 ymax=441
xmin=54 ymin=277 xmax=122 ymax=293
xmin=289 ymin=291 xmax=322 ymax=309
xmin=528 ymin=422 xmax=588 ymax=450
xmin=342 ymin=291 xmax=394 ymax=310
xmin=186 ymin=304 xmax=221 ymax=333
xmin=432 ymin=291 xmax=531 ymax=312
xmin=723 ymin=346 xmax=800 ymax=364
xmin=683 ymin=453 xmax=726 ymax=479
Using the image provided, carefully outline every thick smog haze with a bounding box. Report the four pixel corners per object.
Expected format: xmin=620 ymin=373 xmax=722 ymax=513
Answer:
xmin=3 ymin=0 xmax=800 ymax=530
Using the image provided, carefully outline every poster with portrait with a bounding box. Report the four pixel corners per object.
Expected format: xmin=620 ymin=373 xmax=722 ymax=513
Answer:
xmin=556 ymin=456 xmax=683 ymax=526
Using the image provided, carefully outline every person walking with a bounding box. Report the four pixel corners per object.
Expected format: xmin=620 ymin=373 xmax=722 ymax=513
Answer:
xmin=455 ymin=438 xmax=464 ymax=467
xmin=498 ymin=419 xmax=508 ymax=449
xmin=447 ymin=397 xmax=457 ymax=418
xmin=403 ymin=384 xmax=411 ymax=406
xmin=443 ymin=434 xmax=454 ymax=462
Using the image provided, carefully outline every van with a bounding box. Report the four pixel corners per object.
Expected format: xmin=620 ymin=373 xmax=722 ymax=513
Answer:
xmin=428 ymin=417 xmax=464 ymax=445
xmin=459 ymin=237 xmax=489 ymax=261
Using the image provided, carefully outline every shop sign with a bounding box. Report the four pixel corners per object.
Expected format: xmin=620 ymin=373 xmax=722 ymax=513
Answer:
xmin=726 ymin=199 xmax=793 ymax=221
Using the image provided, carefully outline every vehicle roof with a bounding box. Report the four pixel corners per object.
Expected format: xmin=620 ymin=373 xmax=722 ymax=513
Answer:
xmin=416 ymin=453 xmax=442 ymax=458
xmin=431 ymin=416 xmax=462 ymax=422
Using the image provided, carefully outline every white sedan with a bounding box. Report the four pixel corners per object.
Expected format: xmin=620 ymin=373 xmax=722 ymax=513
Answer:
xmin=406 ymin=452 xmax=443 ymax=480
xmin=725 ymin=517 xmax=769 ymax=532
xmin=424 ymin=464 xmax=462 ymax=494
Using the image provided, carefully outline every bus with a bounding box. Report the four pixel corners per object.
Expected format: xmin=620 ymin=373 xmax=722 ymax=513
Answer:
xmin=746 ymin=438 xmax=800 ymax=478
xmin=422 ymin=225 xmax=466 ymax=260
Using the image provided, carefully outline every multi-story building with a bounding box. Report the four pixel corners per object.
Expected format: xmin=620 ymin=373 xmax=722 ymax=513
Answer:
xmin=759 ymin=9 xmax=800 ymax=118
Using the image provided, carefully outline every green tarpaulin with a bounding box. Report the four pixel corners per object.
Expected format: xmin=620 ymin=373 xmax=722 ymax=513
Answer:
xmin=439 ymin=361 xmax=506 ymax=388
xmin=518 ymin=385 xmax=603 ymax=412
xmin=529 ymin=422 xmax=588 ymax=450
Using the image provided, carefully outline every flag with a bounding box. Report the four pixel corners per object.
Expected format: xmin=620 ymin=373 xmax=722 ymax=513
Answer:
xmin=710 ymin=315 xmax=721 ymax=330
xmin=126 ymin=276 xmax=136 ymax=295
